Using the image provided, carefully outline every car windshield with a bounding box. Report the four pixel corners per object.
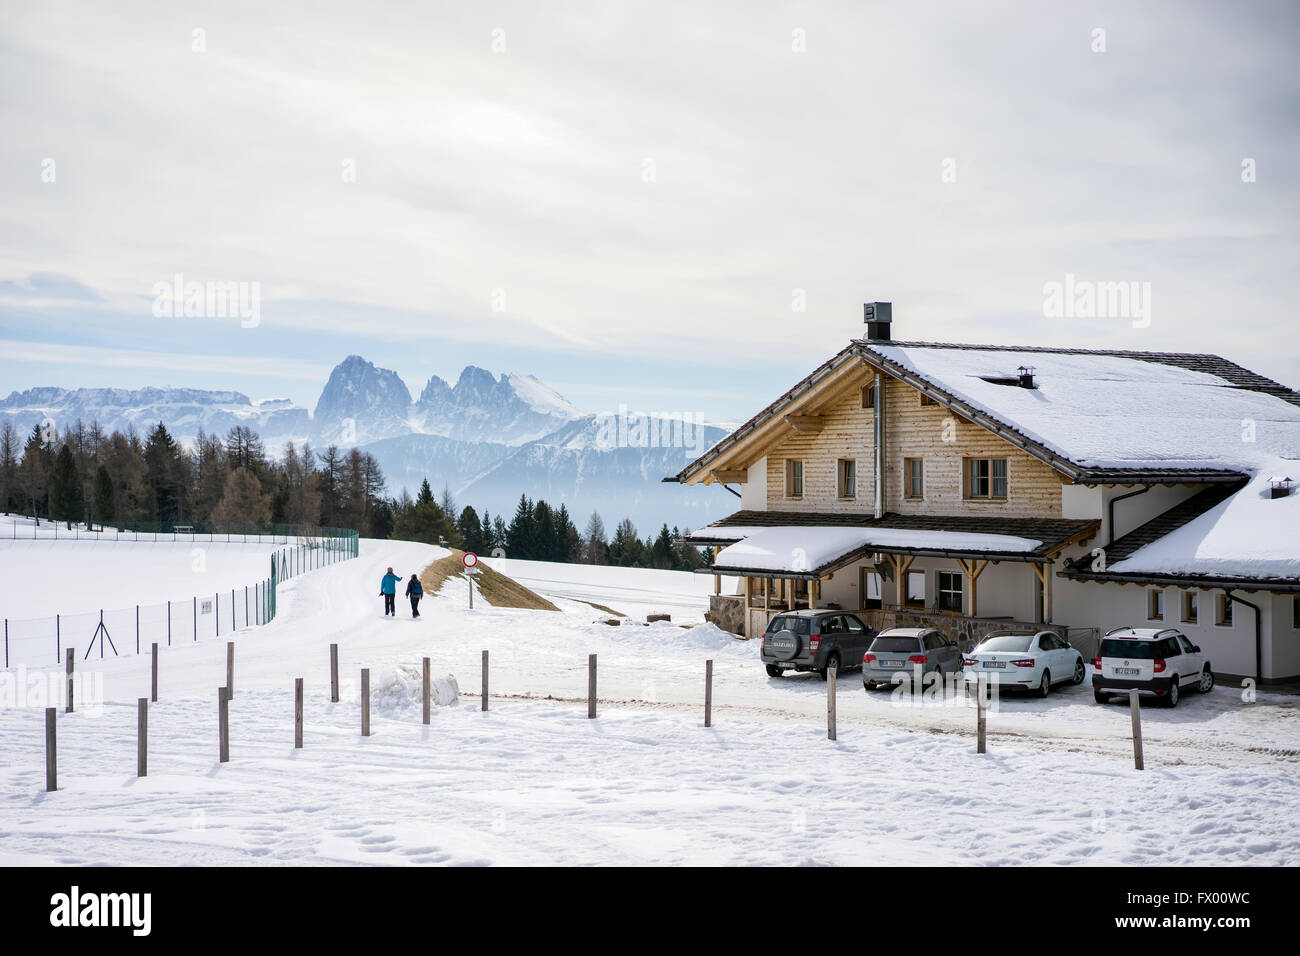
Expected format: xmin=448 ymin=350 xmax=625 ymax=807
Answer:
xmin=978 ymin=635 xmax=1033 ymax=652
xmin=870 ymin=636 xmax=921 ymax=653
xmin=767 ymin=616 xmax=810 ymax=635
xmin=1101 ymin=639 xmax=1158 ymax=659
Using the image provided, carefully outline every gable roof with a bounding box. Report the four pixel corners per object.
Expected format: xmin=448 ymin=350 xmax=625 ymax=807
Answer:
xmin=670 ymin=339 xmax=1300 ymax=485
xmin=864 ymin=341 xmax=1300 ymax=480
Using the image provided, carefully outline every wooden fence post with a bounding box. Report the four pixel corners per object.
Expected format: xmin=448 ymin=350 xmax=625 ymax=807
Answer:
xmin=295 ymin=678 xmax=304 ymax=749
xmin=330 ymin=643 xmax=339 ymax=702
xmin=218 ymin=686 xmax=230 ymax=763
xmin=481 ymin=650 xmax=489 ymax=712
xmin=226 ymin=642 xmax=235 ymax=699
xmin=705 ymin=659 xmax=713 ymax=728
xmin=827 ymin=663 xmax=837 ymax=741
xmin=588 ymin=654 xmax=597 ymax=719
xmin=361 ymin=668 xmax=371 ymax=736
xmin=65 ymin=648 xmax=74 ymax=714
xmin=1130 ymin=688 xmax=1144 ymax=770
xmin=977 ymin=676 xmax=987 ymax=754
xmin=151 ymin=642 xmax=158 ymax=702
xmin=422 ymin=657 xmax=431 ymax=725
xmin=45 ymin=707 xmax=57 ymax=792
xmin=137 ymin=698 xmax=148 ymax=777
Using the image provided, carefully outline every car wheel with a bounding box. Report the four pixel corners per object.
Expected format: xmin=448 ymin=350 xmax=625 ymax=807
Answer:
xmin=1198 ymin=668 xmax=1215 ymax=694
xmin=1094 ymin=689 xmax=1109 ymax=704
xmin=1036 ymin=670 xmax=1051 ymax=698
xmin=765 ymin=664 xmax=782 ymax=679
xmin=820 ymin=653 xmax=840 ymax=681
xmin=1072 ymin=660 xmax=1086 ymax=685
xmin=1166 ymin=679 xmax=1180 ymax=708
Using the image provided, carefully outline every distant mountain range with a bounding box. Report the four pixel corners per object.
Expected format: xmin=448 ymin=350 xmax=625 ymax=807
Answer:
xmin=0 ymin=357 xmax=732 ymax=534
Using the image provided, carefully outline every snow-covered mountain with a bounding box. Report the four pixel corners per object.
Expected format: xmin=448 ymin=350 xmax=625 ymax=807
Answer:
xmin=455 ymin=414 xmax=733 ymax=534
xmin=0 ymin=386 xmax=311 ymax=441
xmin=1 ymin=357 xmax=732 ymax=532
xmin=412 ymin=365 xmax=581 ymax=445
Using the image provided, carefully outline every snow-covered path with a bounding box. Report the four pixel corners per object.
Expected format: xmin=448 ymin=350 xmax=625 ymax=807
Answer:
xmin=1 ymin=538 xmax=1297 ymax=866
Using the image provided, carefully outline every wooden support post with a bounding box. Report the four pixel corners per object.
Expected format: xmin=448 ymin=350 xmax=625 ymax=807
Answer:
xmin=151 ymin=642 xmax=158 ymax=702
xmin=45 ymin=707 xmax=57 ymax=792
xmin=361 ymin=668 xmax=371 ymax=737
xmin=225 ymin=641 xmax=235 ymax=699
xmin=977 ymin=676 xmax=987 ymax=754
xmin=1130 ymin=688 xmax=1144 ymax=770
xmin=481 ymin=650 xmax=489 ymax=712
xmin=218 ymin=687 xmax=230 ymax=763
xmin=65 ymin=648 xmax=74 ymax=714
xmin=330 ymin=643 xmax=339 ymax=702
xmin=704 ymin=660 xmax=713 ymax=727
xmin=422 ymin=657 xmax=431 ymax=725
xmin=587 ymin=654 xmax=597 ymax=719
xmin=137 ymin=698 xmax=148 ymax=777
xmin=827 ymin=662 xmax=837 ymax=741
xmin=295 ymin=678 xmax=303 ymax=749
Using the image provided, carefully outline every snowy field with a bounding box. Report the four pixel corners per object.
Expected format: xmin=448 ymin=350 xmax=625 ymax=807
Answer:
xmin=480 ymin=555 xmax=715 ymax=621
xmin=1 ymin=536 xmax=1298 ymax=866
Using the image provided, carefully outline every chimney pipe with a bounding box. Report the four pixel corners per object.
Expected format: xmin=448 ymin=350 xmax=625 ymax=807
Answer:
xmin=1017 ymin=365 xmax=1036 ymax=389
xmin=864 ymin=302 xmax=892 ymax=341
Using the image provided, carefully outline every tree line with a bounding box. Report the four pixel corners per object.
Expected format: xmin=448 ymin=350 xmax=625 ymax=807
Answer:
xmin=0 ymin=420 xmax=391 ymax=536
xmin=0 ymin=420 xmax=711 ymax=571
xmin=393 ymin=481 xmax=709 ymax=572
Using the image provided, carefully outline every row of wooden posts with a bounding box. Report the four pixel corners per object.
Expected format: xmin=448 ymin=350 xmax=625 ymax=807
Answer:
xmin=42 ymin=649 xmax=1147 ymax=793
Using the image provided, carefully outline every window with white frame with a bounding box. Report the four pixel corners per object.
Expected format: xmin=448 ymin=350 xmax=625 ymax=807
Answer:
xmin=1216 ymin=593 xmax=1234 ymax=627
xmin=1182 ymin=591 xmax=1198 ymax=624
xmin=1148 ymin=589 xmax=1165 ymax=621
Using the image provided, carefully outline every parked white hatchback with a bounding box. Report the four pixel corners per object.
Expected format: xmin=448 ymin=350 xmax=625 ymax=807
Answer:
xmin=962 ymin=630 xmax=1086 ymax=697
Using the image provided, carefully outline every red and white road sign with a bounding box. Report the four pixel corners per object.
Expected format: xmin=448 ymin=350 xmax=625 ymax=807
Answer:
xmin=462 ymin=552 xmax=479 ymax=569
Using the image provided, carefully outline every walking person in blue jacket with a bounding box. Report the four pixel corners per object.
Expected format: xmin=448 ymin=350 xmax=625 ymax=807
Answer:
xmin=380 ymin=567 xmax=402 ymax=616
xmin=405 ymin=573 xmax=423 ymax=618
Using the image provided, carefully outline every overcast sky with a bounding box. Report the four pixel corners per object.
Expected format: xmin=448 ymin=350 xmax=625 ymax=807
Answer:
xmin=1 ymin=0 xmax=1297 ymax=421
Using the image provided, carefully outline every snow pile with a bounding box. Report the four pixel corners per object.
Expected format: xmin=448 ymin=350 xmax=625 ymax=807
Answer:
xmin=371 ymin=665 xmax=460 ymax=715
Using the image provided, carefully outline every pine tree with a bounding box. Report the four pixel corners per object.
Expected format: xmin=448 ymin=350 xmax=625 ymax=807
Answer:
xmin=456 ymin=505 xmax=486 ymax=554
xmin=506 ymin=494 xmax=535 ymax=558
xmin=92 ymin=464 xmax=116 ymax=524
xmin=49 ymin=444 xmax=85 ymax=528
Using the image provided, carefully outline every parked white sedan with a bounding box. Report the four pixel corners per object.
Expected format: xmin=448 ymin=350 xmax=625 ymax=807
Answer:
xmin=962 ymin=630 xmax=1086 ymax=697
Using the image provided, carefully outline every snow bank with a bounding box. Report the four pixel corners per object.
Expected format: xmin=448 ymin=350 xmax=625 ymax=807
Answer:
xmin=371 ymin=665 xmax=460 ymax=715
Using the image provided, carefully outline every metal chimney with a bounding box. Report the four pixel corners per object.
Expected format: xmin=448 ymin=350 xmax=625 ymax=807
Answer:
xmin=864 ymin=302 xmax=892 ymax=341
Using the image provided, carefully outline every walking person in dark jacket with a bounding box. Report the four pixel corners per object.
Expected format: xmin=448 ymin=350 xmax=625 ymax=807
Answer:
xmin=405 ymin=573 xmax=423 ymax=618
xmin=380 ymin=567 xmax=402 ymax=616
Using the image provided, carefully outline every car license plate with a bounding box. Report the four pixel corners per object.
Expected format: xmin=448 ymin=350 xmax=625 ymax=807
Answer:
xmin=1114 ymin=667 xmax=1140 ymax=676
xmin=981 ymin=661 xmax=1006 ymax=669
xmin=879 ymin=660 xmax=903 ymax=668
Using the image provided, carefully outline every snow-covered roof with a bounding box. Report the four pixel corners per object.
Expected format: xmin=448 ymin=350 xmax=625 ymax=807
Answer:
xmin=1097 ymin=465 xmax=1300 ymax=584
xmin=865 ymin=342 xmax=1300 ymax=475
xmin=712 ymin=525 xmax=1044 ymax=576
